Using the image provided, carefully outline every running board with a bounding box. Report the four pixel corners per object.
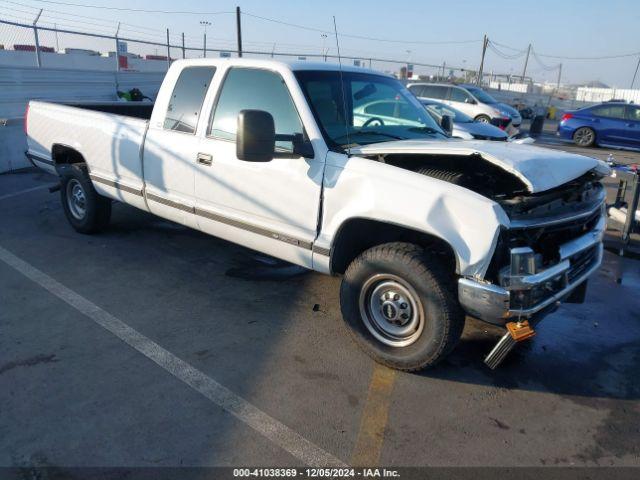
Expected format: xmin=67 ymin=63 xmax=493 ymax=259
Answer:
xmin=484 ymin=321 xmax=536 ymax=369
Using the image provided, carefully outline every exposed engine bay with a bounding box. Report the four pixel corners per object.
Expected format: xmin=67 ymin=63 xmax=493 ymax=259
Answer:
xmin=369 ymin=153 xmax=606 ymax=285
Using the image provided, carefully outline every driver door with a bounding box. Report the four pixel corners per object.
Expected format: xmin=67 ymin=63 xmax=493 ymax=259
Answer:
xmin=193 ymin=67 xmax=323 ymax=268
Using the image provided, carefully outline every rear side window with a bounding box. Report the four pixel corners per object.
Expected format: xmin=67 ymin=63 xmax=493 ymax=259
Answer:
xmin=408 ymin=85 xmax=425 ymax=96
xmin=209 ymin=68 xmax=303 ymax=152
xmin=626 ymin=106 xmax=640 ymax=121
xmin=591 ymin=105 xmax=626 ymax=119
xmin=450 ymin=87 xmax=471 ymax=103
xmin=422 ymin=85 xmax=448 ymax=100
xmin=163 ymin=66 xmax=216 ymax=134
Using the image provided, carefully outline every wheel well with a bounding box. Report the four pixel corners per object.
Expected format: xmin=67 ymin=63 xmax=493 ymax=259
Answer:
xmin=52 ymin=144 xmax=86 ymax=167
xmin=330 ymin=218 xmax=458 ymax=275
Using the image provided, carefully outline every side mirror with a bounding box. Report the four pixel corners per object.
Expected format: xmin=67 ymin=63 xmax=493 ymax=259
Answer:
xmin=237 ymin=110 xmax=275 ymax=162
xmin=440 ymin=114 xmax=454 ymax=135
xmin=466 ymin=98 xmax=476 ymax=104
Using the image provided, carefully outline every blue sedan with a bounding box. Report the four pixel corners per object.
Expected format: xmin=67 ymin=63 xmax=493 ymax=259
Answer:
xmin=557 ymin=102 xmax=640 ymax=149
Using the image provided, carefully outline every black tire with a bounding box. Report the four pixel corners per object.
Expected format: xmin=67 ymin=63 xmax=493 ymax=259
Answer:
xmin=573 ymin=127 xmax=596 ymax=147
xmin=474 ymin=114 xmax=491 ymax=123
xmin=59 ymin=164 xmax=111 ymax=234
xmin=340 ymin=242 xmax=465 ymax=371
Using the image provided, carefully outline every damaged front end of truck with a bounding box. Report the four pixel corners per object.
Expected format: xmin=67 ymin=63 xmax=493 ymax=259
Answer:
xmin=351 ymin=141 xmax=609 ymax=368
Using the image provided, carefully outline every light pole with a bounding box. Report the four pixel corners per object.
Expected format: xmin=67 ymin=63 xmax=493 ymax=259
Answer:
xmin=200 ymin=20 xmax=211 ymax=58
xmin=321 ymin=33 xmax=327 ymax=61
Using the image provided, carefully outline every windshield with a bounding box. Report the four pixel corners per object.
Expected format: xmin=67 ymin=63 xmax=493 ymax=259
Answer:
xmin=295 ymin=70 xmax=446 ymax=150
xmin=422 ymin=101 xmax=473 ymax=123
xmin=465 ymin=86 xmax=497 ymax=104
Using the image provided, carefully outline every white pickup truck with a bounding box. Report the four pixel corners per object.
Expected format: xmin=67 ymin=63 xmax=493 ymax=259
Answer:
xmin=25 ymin=58 xmax=608 ymax=370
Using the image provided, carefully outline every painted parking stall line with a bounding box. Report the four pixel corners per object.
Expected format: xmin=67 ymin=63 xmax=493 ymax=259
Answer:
xmin=0 ymin=184 xmax=54 ymax=202
xmin=350 ymin=363 xmax=396 ymax=466
xmin=0 ymin=244 xmax=346 ymax=468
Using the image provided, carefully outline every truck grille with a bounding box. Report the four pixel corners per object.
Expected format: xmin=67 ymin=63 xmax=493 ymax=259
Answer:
xmin=567 ymin=245 xmax=599 ymax=284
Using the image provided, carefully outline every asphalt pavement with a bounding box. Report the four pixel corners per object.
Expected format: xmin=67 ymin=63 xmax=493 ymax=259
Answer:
xmin=1 ymin=168 xmax=639 ymax=476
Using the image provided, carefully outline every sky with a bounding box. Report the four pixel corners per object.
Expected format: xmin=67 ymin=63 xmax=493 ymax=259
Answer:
xmin=1 ymin=0 xmax=640 ymax=87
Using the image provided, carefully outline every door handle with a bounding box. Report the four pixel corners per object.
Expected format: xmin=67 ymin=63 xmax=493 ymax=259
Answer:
xmin=197 ymin=153 xmax=212 ymax=166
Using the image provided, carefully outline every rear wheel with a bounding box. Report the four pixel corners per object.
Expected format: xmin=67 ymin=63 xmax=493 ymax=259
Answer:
xmin=474 ymin=114 xmax=491 ymax=123
xmin=340 ymin=242 xmax=465 ymax=371
xmin=60 ymin=164 xmax=111 ymax=233
xmin=573 ymin=127 xmax=596 ymax=147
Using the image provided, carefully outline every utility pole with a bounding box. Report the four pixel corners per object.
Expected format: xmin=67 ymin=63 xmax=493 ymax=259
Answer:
xmin=236 ymin=6 xmax=243 ymax=57
xmin=521 ymin=44 xmax=531 ymax=82
xmin=200 ymin=21 xmax=210 ymax=58
xmin=166 ymin=28 xmax=171 ymax=70
xmin=181 ymin=32 xmax=185 ymax=59
xmin=476 ymin=35 xmax=488 ymax=86
xmin=114 ymin=22 xmax=121 ymax=73
xmin=556 ymin=63 xmax=562 ymax=90
xmin=321 ymin=33 xmax=327 ymax=61
xmin=442 ymin=61 xmax=446 ymax=79
xmin=32 ymin=9 xmax=43 ymax=68
xmin=54 ymin=23 xmax=60 ymax=52
xmin=631 ymin=56 xmax=640 ymax=89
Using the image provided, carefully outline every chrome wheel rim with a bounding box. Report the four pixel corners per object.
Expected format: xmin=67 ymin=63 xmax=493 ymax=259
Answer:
xmin=358 ymin=274 xmax=425 ymax=347
xmin=574 ymin=128 xmax=593 ymax=146
xmin=476 ymin=116 xmax=490 ymax=123
xmin=66 ymin=179 xmax=87 ymax=220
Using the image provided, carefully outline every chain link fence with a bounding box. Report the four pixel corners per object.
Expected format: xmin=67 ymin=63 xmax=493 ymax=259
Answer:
xmin=0 ymin=18 xmax=485 ymax=81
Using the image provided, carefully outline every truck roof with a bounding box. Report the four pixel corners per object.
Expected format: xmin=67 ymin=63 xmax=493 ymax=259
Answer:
xmin=170 ymin=57 xmax=387 ymax=76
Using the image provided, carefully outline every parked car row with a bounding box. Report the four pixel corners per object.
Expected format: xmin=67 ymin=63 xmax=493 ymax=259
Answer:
xmin=407 ymin=82 xmax=522 ymax=128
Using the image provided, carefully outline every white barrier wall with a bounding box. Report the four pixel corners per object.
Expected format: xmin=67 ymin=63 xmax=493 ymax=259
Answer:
xmin=0 ymin=65 xmax=164 ymax=172
xmin=0 ymin=50 xmax=170 ymax=73
xmin=576 ymin=87 xmax=640 ymax=104
xmin=488 ymin=81 xmax=529 ymax=93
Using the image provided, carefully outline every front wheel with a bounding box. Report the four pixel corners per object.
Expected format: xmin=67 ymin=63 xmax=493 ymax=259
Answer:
xmin=474 ymin=114 xmax=491 ymax=123
xmin=60 ymin=164 xmax=111 ymax=234
xmin=340 ymin=243 xmax=465 ymax=371
xmin=573 ymin=127 xmax=596 ymax=147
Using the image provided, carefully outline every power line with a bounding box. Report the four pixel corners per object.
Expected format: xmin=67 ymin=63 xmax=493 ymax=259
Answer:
xmin=0 ymin=0 xmax=171 ymax=34
xmin=531 ymin=48 xmax=559 ymax=71
xmin=535 ymin=50 xmax=640 ymax=60
xmin=8 ymin=0 xmax=483 ymax=46
xmin=487 ymin=41 xmax=526 ymax=60
xmin=242 ymin=11 xmax=481 ymax=45
xmin=490 ymin=38 xmax=640 ymax=61
xmin=9 ymin=0 xmax=235 ymax=15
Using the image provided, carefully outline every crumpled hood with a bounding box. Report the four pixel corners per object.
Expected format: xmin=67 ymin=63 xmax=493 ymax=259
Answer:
xmin=349 ymin=139 xmax=602 ymax=193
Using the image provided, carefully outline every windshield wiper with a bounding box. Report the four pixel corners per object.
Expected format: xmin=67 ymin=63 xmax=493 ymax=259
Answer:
xmin=333 ymin=130 xmax=405 ymax=143
xmin=409 ymin=127 xmax=443 ymax=135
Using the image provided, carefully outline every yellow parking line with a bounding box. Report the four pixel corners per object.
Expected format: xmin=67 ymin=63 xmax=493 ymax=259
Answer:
xmin=350 ymin=363 xmax=397 ymax=466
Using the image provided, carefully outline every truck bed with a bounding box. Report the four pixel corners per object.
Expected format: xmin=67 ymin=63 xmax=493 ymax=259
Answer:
xmin=26 ymin=100 xmax=151 ymax=211
xmin=53 ymin=101 xmax=154 ymax=120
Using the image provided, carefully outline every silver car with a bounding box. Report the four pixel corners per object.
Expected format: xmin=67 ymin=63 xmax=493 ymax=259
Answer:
xmin=421 ymin=100 xmax=508 ymax=141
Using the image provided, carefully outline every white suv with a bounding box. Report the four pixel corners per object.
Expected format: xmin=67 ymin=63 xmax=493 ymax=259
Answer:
xmin=408 ymin=83 xmax=521 ymax=128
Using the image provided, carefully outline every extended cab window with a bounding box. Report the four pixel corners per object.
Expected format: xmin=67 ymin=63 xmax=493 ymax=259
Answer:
xmin=163 ymin=66 xmax=216 ymax=134
xmin=209 ymin=68 xmax=303 ymax=152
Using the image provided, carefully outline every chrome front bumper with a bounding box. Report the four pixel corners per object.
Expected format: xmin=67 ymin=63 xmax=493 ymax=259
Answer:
xmin=458 ymin=214 xmax=605 ymax=325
